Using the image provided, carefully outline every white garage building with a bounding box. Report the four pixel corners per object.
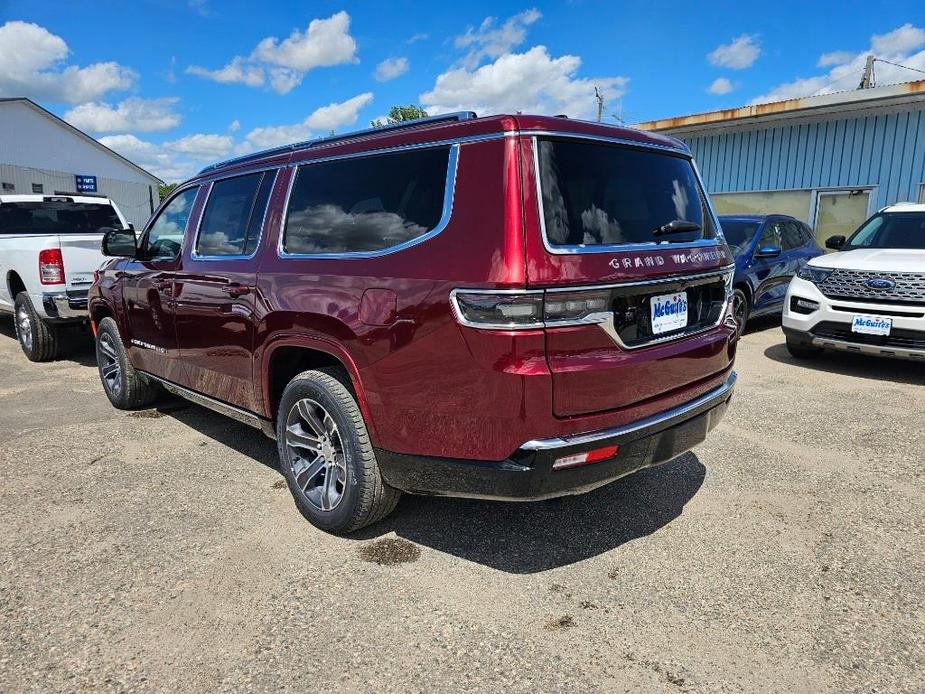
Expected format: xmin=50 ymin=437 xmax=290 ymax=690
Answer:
xmin=0 ymin=98 xmax=161 ymax=228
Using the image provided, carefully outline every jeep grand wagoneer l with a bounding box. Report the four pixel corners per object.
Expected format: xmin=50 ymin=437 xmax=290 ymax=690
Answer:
xmin=89 ymin=112 xmax=738 ymax=533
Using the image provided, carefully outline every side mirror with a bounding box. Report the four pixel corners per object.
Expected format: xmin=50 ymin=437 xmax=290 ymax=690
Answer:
xmin=101 ymin=227 xmax=138 ymax=258
xmin=825 ymin=235 xmax=846 ymax=250
xmin=755 ymin=245 xmax=782 ymax=258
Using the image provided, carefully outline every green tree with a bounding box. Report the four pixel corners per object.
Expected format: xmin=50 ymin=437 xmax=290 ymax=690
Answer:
xmin=158 ymin=183 xmax=178 ymax=201
xmin=370 ymin=105 xmax=429 ymax=128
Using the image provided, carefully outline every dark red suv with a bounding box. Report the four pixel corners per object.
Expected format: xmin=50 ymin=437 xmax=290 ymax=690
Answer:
xmin=89 ymin=112 xmax=738 ymax=533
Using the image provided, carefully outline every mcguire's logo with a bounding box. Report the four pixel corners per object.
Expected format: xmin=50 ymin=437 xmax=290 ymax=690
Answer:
xmin=864 ymin=278 xmax=896 ymax=290
xmin=652 ymin=294 xmax=688 ymax=318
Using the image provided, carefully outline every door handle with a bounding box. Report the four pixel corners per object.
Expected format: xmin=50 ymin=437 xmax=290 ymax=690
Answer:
xmin=221 ymin=284 xmax=251 ymax=297
xmin=152 ymin=279 xmax=172 ymax=290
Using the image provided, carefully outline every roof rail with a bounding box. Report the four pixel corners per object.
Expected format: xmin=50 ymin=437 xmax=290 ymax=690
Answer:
xmin=198 ymin=111 xmax=478 ymax=175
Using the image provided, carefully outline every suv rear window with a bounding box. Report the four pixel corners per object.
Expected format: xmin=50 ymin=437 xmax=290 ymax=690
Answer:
xmin=537 ymin=138 xmax=718 ymax=248
xmin=0 ymin=201 xmax=121 ymax=234
xmin=282 ymin=146 xmax=450 ymax=255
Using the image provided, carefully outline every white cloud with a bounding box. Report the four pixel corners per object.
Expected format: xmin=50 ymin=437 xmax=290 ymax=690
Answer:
xmin=871 ymin=23 xmax=925 ymax=54
xmin=752 ymin=23 xmax=925 ymax=104
xmin=707 ymin=34 xmax=761 ymax=70
xmin=406 ymin=33 xmax=428 ymax=44
xmin=228 ymin=119 xmax=240 ymax=132
xmin=240 ymin=92 xmax=374 ymax=151
xmin=707 ymin=77 xmax=733 ymax=95
xmin=817 ymin=50 xmax=853 ymax=68
xmin=164 ymin=133 xmax=233 ymax=159
xmin=188 ymin=11 xmax=357 ymax=94
xmin=98 ymin=134 xmax=193 ymax=182
xmin=187 ymin=56 xmax=264 ymax=87
xmin=64 ymin=97 xmax=181 ymax=133
xmin=455 ymin=8 xmax=541 ymax=69
xmin=0 ymin=20 xmax=136 ymax=104
xmin=421 ymin=46 xmax=626 ymax=120
xmin=375 ymin=57 xmax=409 ymax=82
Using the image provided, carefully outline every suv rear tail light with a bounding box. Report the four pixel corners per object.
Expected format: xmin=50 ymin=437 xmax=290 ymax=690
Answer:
xmin=39 ymin=248 xmax=65 ymax=285
xmin=544 ymin=290 xmax=611 ymax=323
xmin=450 ymin=290 xmax=545 ymax=329
xmin=553 ymin=444 xmax=620 ymax=470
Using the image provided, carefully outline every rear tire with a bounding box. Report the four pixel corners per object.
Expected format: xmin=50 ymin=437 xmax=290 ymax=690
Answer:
xmin=14 ymin=292 xmax=61 ymax=362
xmin=786 ymin=336 xmax=822 ymax=360
xmin=95 ymin=317 xmax=160 ymax=409
xmin=277 ymin=368 xmax=400 ymax=534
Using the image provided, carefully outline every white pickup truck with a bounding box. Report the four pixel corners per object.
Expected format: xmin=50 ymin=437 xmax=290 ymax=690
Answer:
xmin=0 ymin=194 xmax=130 ymax=361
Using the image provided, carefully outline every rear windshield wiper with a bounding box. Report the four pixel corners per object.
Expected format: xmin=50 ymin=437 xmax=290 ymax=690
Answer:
xmin=652 ymin=219 xmax=702 ymax=237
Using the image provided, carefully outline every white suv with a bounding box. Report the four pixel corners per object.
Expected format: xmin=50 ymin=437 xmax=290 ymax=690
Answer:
xmin=783 ymin=203 xmax=925 ymax=362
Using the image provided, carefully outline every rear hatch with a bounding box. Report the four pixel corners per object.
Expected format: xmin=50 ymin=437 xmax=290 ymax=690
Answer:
xmin=523 ymin=134 xmax=735 ymax=417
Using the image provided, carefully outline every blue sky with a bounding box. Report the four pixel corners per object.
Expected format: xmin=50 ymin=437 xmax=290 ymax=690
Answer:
xmin=1 ymin=0 xmax=924 ymax=182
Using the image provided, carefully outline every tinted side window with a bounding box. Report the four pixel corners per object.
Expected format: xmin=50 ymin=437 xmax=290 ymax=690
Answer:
xmin=781 ymin=221 xmax=805 ymax=251
xmin=146 ymin=187 xmax=199 ymax=260
xmin=197 ymin=171 xmax=274 ymax=257
xmin=283 ymin=147 xmax=450 ymax=254
xmin=758 ymin=221 xmax=782 ymax=250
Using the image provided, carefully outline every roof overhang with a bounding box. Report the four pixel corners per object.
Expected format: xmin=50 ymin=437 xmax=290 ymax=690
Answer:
xmin=635 ymin=80 xmax=925 ymax=136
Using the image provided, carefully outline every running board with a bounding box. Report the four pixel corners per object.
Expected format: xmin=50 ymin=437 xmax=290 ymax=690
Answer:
xmin=138 ymin=371 xmax=277 ymax=438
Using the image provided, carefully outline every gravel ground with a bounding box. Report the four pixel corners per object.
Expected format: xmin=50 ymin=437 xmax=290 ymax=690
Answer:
xmin=0 ymin=315 xmax=923 ymax=693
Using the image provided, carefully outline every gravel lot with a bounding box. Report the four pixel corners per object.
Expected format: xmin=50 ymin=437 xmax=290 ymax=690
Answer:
xmin=1 ymin=316 xmax=923 ymax=693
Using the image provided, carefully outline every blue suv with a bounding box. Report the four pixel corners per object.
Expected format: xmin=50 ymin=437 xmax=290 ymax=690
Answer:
xmin=720 ymin=215 xmax=824 ymax=331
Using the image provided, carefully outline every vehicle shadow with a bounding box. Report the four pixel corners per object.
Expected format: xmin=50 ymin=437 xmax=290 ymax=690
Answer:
xmin=743 ymin=313 xmax=781 ymax=335
xmin=763 ymin=341 xmax=925 ymax=385
xmin=161 ymin=399 xmax=706 ymax=573
xmin=0 ymin=314 xmax=97 ymax=367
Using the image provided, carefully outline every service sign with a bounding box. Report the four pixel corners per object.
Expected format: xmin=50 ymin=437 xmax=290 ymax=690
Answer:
xmin=75 ymin=175 xmax=97 ymax=193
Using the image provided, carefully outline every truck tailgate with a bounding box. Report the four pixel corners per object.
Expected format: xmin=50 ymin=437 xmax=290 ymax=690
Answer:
xmin=58 ymin=234 xmax=105 ymax=291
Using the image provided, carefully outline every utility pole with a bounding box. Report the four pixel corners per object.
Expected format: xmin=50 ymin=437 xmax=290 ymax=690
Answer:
xmin=594 ymin=86 xmax=604 ymax=122
xmin=858 ymin=55 xmax=875 ymax=89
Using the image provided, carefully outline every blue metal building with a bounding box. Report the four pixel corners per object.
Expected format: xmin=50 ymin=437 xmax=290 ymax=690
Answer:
xmin=637 ymin=80 xmax=925 ymax=245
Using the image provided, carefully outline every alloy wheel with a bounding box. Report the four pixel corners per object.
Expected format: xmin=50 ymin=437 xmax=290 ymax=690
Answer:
xmin=16 ymin=304 xmax=33 ymax=352
xmin=98 ymin=332 xmax=123 ymax=398
xmin=284 ymin=398 xmax=347 ymax=512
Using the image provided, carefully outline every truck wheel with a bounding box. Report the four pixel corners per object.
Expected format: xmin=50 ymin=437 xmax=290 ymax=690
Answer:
xmin=14 ymin=292 xmax=61 ymax=362
xmin=786 ymin=336 xmax=822 ymax=360
xmin=277 ymin=369 xmax=400 ymax=534
xmin=95 ymin=317 xmax=160 ymax=409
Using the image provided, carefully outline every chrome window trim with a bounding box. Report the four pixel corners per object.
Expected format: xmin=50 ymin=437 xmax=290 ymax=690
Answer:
xmin=278 ymin=143 xmax=460 ymax=260
xmin=450 ymin=265 xmax=734 ymax=349
xmin=531 ymin=135 xmax=727 ymax=256
xmin=518 ymin=371 xmax=737 ymax=451
xmin=191 ymin=169 xmax=279 ymax=261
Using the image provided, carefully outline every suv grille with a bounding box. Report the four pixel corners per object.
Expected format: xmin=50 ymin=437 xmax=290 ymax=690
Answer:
xmin=818 ymin=269 xmax=925 ymax=305
xmin=811 ymin=321 xmax=925 ymax=350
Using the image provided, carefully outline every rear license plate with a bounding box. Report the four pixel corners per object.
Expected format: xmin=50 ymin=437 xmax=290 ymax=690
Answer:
xmin=851 ymin=314 xmax=892 ymax=336
xmin=651 ymin=292 xmax=689 ymax=335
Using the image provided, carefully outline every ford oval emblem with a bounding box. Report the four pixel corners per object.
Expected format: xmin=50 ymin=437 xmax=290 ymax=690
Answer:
xmin=864 ymin=278 xmax=895 ymax=290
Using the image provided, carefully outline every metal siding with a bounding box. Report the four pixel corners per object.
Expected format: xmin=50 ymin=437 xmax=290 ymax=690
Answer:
xmin=678 ymin=100 xmax=925 ymax=206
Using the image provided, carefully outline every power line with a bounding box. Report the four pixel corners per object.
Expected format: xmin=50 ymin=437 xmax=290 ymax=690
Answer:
xmin=874 ymin=58 xmax=925 ymax=77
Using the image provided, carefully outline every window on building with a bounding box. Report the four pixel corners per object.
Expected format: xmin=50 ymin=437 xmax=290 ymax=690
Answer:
xmin=1 ymin=182 xmax=14 ymax=192
xmin=711 ymin=190 xmax=812 ymax=222
xmin=918 ymin=184 xmax=925 ymax=204
xmin=283 ymin=147 xmax=450 ymax=255
xmin=31 ymin=183 xmax=43 ymax=194
xmin=196 ymin=171 xmax=274 ymax=257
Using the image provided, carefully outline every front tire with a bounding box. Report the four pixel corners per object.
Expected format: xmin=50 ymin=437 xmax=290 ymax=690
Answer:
xmin=14 ymin=292 xmax=61 ymax=362
xmin=277 ymin=369 xmax=400 ymax=534
xmin=95 ymin=317 xmax=160 ymax=409
xmin=731 ymin=288 xmax=750 ymax=335
xmin=786 ymin=336 xmax=822 ymax=360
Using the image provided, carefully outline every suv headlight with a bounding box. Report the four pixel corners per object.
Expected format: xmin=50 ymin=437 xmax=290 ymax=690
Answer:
xmin=796 ymin=266 xmax=834 ymax=284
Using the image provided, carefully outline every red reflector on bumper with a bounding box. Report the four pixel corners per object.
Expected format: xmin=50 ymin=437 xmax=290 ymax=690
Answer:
xmin=553 ymin=444 xmax=620 ymax=470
